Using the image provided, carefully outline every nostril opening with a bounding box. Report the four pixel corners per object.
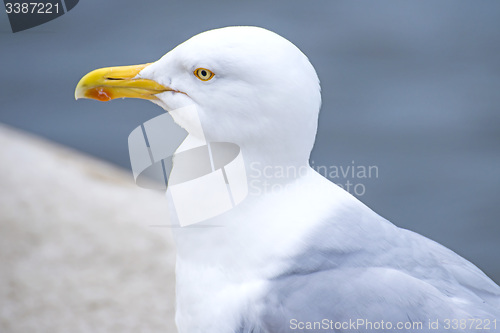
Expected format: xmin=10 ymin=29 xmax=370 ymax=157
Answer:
xmin=106 ymin=77 xmax=123 ymax=81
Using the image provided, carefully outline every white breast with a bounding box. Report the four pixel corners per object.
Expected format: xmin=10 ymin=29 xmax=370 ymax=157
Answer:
xmin=171 ymin=169 xmax=351 ymax=333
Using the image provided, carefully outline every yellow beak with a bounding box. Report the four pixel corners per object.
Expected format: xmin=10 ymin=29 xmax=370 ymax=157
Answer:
xmin=74 ymin=63 xmax=171 ymax=102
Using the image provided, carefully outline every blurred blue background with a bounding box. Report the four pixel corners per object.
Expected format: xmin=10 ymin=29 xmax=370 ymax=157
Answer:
xmin=1 ymin=0 xmax=499 ymax=281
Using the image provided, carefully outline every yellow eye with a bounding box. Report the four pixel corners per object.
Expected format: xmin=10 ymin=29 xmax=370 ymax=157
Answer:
xmin=194 ymin=68 xmax=215 ymax=81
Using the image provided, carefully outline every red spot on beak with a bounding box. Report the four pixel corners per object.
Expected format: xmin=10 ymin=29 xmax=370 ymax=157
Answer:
xmin=85 ymin=87 xmax=112 ymax=102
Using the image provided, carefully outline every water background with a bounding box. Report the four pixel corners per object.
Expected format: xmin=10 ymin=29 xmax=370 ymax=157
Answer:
xmin=1 ymin=0 xmax=499 ymax=281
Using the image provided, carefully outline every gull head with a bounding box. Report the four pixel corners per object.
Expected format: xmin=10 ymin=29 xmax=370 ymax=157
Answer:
xmin=75 ymin=26 xmax=321 ymax=167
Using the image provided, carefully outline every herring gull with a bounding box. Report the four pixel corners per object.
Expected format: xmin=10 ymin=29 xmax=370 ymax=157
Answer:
xmin=75 ymin=26 xmax=500 ymax=333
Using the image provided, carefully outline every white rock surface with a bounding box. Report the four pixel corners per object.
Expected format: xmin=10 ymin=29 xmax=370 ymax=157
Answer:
xmin=0 ymin=125 xmax=177 ymax=333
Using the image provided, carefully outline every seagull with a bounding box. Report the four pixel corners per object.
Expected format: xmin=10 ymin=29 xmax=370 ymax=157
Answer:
xmin=75 ymin=26 xmax=500 ymax=333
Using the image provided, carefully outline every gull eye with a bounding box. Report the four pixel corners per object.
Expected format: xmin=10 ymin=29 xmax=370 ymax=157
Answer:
xmin=194 ymin=68 xmax=215 ymax=81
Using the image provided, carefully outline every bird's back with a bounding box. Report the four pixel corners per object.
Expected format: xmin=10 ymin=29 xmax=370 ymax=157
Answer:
xmin=255 ymin=171 xmax=500 ymax=332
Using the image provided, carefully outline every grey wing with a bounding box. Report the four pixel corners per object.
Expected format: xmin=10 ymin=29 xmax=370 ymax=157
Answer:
xmin=256 ymin=216 xmax=500 ymax=333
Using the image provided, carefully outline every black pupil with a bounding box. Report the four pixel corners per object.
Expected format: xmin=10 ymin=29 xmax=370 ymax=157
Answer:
xmin=201 ymin=70 xmax=207 ymax=77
